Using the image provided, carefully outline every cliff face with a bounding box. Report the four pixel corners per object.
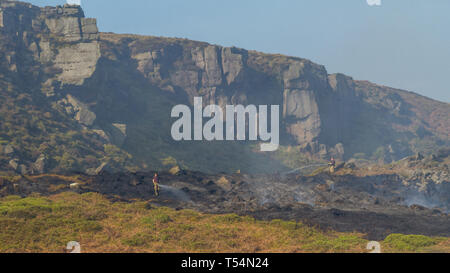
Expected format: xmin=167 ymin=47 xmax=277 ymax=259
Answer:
xmin=125 ymin=37 xmax=327 ymax=145
xmin=103 ymin=33 xmax=449 ymax=160
xmin=0 ymin=1 xmax=448 ymax=173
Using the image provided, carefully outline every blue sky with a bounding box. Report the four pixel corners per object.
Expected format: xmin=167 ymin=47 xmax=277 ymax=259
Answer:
xmin=26 ymin=0 xmax=449 ymax=102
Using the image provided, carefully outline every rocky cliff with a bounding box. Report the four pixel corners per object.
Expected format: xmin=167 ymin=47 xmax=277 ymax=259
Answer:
xmin=0 ymin=1 xmax=448 ymax=174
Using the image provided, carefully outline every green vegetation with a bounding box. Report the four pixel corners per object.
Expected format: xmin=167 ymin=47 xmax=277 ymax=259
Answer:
xmin=383 ymin=234 xmax=446 ymax=252
xmin=0 ymin=194 xmax=448 ymax=253
xmin=0 ymin=80 xmax=133 ymax=173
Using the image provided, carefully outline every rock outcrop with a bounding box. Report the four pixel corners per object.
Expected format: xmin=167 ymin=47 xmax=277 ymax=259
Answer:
xmin=64 ymin=95 xmax=96 ymax=126
xmin=121 ymin=33 xmax=448 ymax=163
xmin=32 ymin=154 xmax=46 ymax=174
xmin=110 ymin=123 xmax=127 ymax=146
xmin=0 ymin=1 xmax=448 ymax=173
xmin=0 ymin=2 xmax=100 ymax=82
xmin=3 ymin=144 xmax=14 ymax=155
xmin=8 ymin=159 xmax=18 ymax=171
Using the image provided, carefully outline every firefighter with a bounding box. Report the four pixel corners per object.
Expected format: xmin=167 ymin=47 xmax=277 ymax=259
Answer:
xmin=328 ymin=157 xmax=336 ymax=173
xmin=153 ymin=173 xmax=160 ymax=197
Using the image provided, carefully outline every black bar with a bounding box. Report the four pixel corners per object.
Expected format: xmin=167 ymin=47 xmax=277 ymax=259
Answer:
xmin=0 ymin=253 xmax=446 ymax=272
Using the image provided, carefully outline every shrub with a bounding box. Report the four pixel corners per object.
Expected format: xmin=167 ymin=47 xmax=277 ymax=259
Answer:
xmin=270 ymin=220 xmax=297 ymax=231
xmin=384 ymin=234 xmax=440 ymax=251
xmin=213 ymin=214 xmax=242 ymax=224
xmin=304 ymin=235 xmax=365 ymax=252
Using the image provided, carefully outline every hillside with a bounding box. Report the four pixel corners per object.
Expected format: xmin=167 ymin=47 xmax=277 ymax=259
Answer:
xmin=1 ymin=193 xmax=449 ymax=253
xmin=0 ymin=1 xmax=449 ymax=175
xmin=1 ymin=149 xmax=448 ymax=242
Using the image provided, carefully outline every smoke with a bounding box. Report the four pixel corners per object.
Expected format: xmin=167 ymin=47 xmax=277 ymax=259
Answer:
xmin=404 ymin=194 xmax=439 ymax=209
xmin=403 ymin=191 xmax=449 ymax=214
xmin=67 ymin=0 xmax=81 ymax=5
xmin=284 ymin=164 xmax=328 ymax=175
xmin=366 ymin=0 xmax=381 ymax=6
xmin=248 ymin=176 xmax=316 ymax=207
xmin=159 ymin=184 xmax=191 ymax=202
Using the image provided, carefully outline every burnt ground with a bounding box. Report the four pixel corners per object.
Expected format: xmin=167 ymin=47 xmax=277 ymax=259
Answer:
xmin=1 ymin=169 xmax=449 ymax=241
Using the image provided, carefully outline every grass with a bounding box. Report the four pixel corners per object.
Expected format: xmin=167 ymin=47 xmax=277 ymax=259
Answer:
xmin=383 ymin=234 xmax=448 ymax=253
xmin=0 ymin=193 xmax=448 ymax=253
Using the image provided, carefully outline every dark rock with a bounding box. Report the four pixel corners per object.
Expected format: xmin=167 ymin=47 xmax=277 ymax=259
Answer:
xmin=410 ymin=204 xmax=427 ymax=211
xmin=335 ymin=162 xmax=345 ymax=171
xmin=415 ymin=152 xmax=424 ymax=161
xmin=344 ymin=162 xmax=356 ymax=169
xmin=435 ymin=148 xmax=450 ymax=160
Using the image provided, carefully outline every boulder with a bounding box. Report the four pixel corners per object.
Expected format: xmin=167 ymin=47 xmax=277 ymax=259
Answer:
xmin=169 ymin=165 xmax=182 ymax=176
xmin=0 ymin=9 xmax=4 ymax=28
xmin=329 ymin=143 xmax=345 ymax=160
xmin=92 ymin=129 xmax=110 ymax=143
xmin=4 ymin=144 xmax=14 ymax=155
xmin=95 ymin=162 xmax=109 ymax=174
xmin=334 ymin=143 xmax=345 ymax=159
xmin=32 ymin=154 xmax=46 ymax=174
xmin=318 ymin=144 xmax=328 ymax=159
xmin=216 ymin=176 xmax=232 ymax=191
xmin=9 ymin=159 xmax=19 ymax=171
xmin=66 ymin=95 xmax=96 ymax=126
xmin=85 ymin=162 xmax=109 ymax=176
xmin=70 ymin=183 xmax=80 ymax=189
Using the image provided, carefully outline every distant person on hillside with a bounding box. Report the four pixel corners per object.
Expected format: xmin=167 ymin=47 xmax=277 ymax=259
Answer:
xmin=329 ymin=157 xmax=336 ymax=173
xmin=153 ymin=173 xmax=160 ymax=197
